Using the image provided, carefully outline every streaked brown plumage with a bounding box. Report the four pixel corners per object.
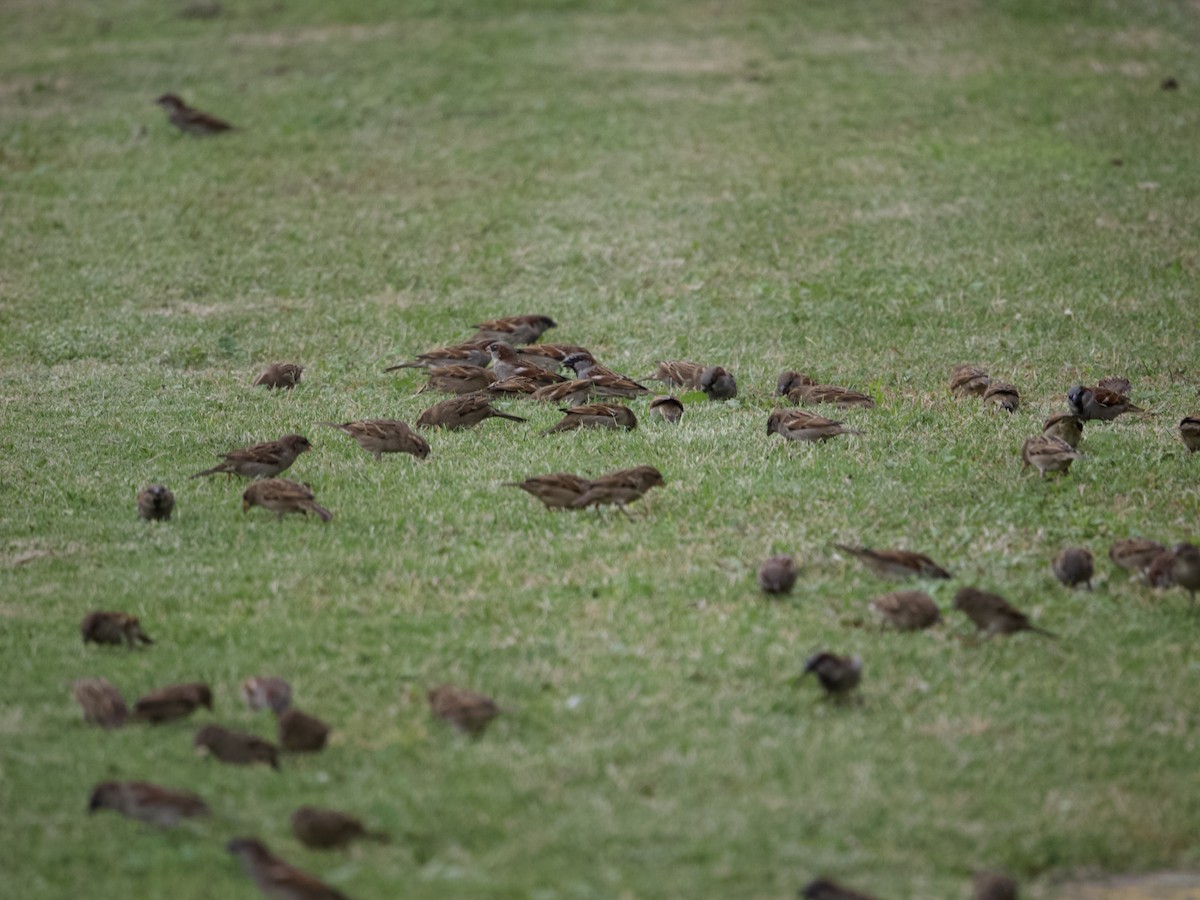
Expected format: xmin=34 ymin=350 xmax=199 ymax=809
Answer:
xmin=89 ymin=780 xmax=210 ymax=827
xmin=278 ymin=708 xmax=330 ymax=753
xmin=505 ymin=473 xmax=592 ymax=510
xmin=950 ymin=364 xmax=991 ymax=397
xmin=155 ymin=93 xmax=234 ymax=135
xmin=788 ymin=382 xmax=875 ymax=409
xmin=243 ymin=479 xmax=333 ymax=522
xmin=1179 ymin=416 xmax=1200 ymax=452
xmin=1170 ymin=542 xmax=1200 ymax=603
xmin=758 ymin=555 xmax=797 ymax=595
xmin=953 ymin=587 xmax=1054 ymax=639
xmin=81 ymin=611 xmax=153 ymax=648
xmin=241 ymin=676 xmax=292 ymax=713
xmin=134 ymin=682 xmax=213 ymax=724
xmin=413 ymin=364 xmax=496 ymax=395
xmin=531 ymin=379 xmax=594 ymax=405
xmin=1096 ymin=375 xmax=1132 ymax=396
xmin=1109 ymin=538 xmax=1167 ymax=574
xmin=320 ymin=420 xmax=428 ymax=461
xmin=649 ymin=360 xmax=704 ymax=389
xmin=485 ymin=376 xmax=542 ymax=397
xmin=291 ymin=806 xmax=388 ymax=850
xmin=428 ymin=684 xmax=500 ymax=737
xmin=73 ymin=678 xmax=128 ymax=728
xmin=572 ymin=465 xmax=665 ymax=513
xmin=983 ymin=381 xmax=1020 ymax=413
xmin=1146 ymin=549 xmax=1176 ymax=588
xmin=561 ymin=352 xmax=651 ymax=397
xmin=1042 ymin=412 xmax=1084 ymax=449
xmin=516 ymin=343 xmax=590 ymax=367
xmin=1052 ymin=547 xmax=1094 ymax=590
xmin=253 ymin=363 xmax=303 ymax=390
xmin=191 ymin=434 xmax=311 ymax=480
xmin=487 ymin=342 xmax=565 ymax=384
xmin=195 ymin=724 xmax=279 ymax=769
xmin=383 ymin=339 xmax=492 ymax=370
xmin=767 ymin=409 xmax=861 ymax=443
xmin=802 ymin=652 xmax=862 ymax=698
xmin=415 ymin=394 xmax=527 ymax=430
xmin=227 ymin=838 xmax=349 ymax=900
xmin=1067 ymin=384 xmax=1144 ymax=422
xmin=1021 ymin=435 xmax=1082 ymax=478
xmin=775 ymin=371 xmax=808 ymax=397
xmin=541 ymin=402 xmax=637 ymax=434
xmin=699 ymin=365 xmax=738 ymax=400
xmin=649 ymin=395 xmax=684 ymax=424
xmin=137 ymin=484 xmax=175 ymax=521
xmin=868 ymin=591 xmax=941 ymax=631
xmin=835 ymin=544 xmax=951 ymax=580
xmin=472 ymin=314 xmax=557 ymax=345
xmin=800 ymin=877 xmax=878 ymax=900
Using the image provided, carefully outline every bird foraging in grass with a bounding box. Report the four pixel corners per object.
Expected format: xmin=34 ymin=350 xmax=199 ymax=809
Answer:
xmin=133 ymin=682 xmax=213 ymax=724
xmin=1108 ymin=538 xmax=1167 ymax=575
xmin=291 ymin=806 xmax=388 ymax=850
xmin=155 ymin=93 xmax=234 ymax=135
xmin=412 ymin=365 xmax=497 ymax=396
xmin=1021 ymin=435 xmax=1082 ymax=478
xmin=1180 ymin=416 xmax=1200 ymax=452
xmin=471 ymin=314 xmax=557 ymax=345
xmin=983 ymin=381 xmax=1020 ymax=413
xmin=835 ymin=544 xmax=951 ymax=580
xmin=571 ymin=465 xmax=665 ymax=516
xmin=487 ymin=341 xmax=565 ymax=384
xmin=800 ymin=877 xmax=878 ymax=900
xmin=278 ymin=708 xmax=330 ymax=753
xmin=1066 ymin=384 xmax=1144 ymax=422
xmin=868 ymin=591 xmax=941 ymax=631
xmin=801 ymin=653 xmax=862 ymax=700
xmin=505 ymin=473 xmax=591 ymax=510
xmin=416 ymin=394 xmax=526 ymax=430
xmin=1052 ymin=547 xmax=1094 ymax=590
xmin=1042 ymin=412 xmax=1083 ymax=449
xmin=758 ymin=555 xmax=797 ymax=596
xmin=227 ymin=837 xmax=349 ymax=899
xmin=81 ymin=611 xmax=153 ymax=648
xmin=241 ymin=676 xmax=292 ymax=713
xmin=191 ymin=434 xmax=312 ymax=480
xmin=428 ymin=684 xmax=500 ymax=737
xmin=136 ymin=484 xmax=175 ymax=521
xmin=253 ymin=362 xmax=303 ymax=390
xmin=540 ymin=402 xmax=638 ymax=434
xmin=953 ymin=587 xmax=1054 ymax=639
xmin=767 ymin=409 xmax=861 ymax=443
xmin=648 ymin=395 xmax=684 ymax=424
xmin=73 ymin=678 xmax=128 ymax=728
xmin=195 ymin=724 xmax=279 ymax=769
xmin=89 ymin=781 xmax=210 ymax=827
xmin=243 ymin=479 xmax=332 ymax=522
xmin=1169 ymin=542 xmax=1200 ymax=603
xmin=949 ymin=364 xmax=990 ymax=398
xmin=972 ymin=872 xmax=1019 ymax=900
xmin=320 ymin=420 xmax=428 ymax=460
xmin=383 ymin=339 xmax=492 ymax=371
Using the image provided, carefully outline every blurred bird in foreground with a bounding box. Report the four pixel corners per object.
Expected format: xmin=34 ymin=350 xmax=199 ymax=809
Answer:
xmin=89 ymin=780 xmax=210 ymax=827
xmin=227 ymin=837 xmax=350 ymax=900
xmin=134 ymin=682 xmax=213 ymax=724
xmin=136 ymin=484 xmax=175 ymax=521
xmin=1052 ymin=547 xmax=1094 ymax=590
xmin=291 ymin=806 xmax=388 ymax=850
xmin=81 ymin=611 xmax=153 ymax=648
xmin=278 ymin=708 xmax=331 ymax=753
xmin=194 ymin=724 xmax=280 ymax=769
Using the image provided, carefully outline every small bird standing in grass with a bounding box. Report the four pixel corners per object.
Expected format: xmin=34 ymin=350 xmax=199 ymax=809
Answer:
xmin=983 ymin=381 xmax=1020 ymax=413
xmin=243 ymin=479 xmax=333 ymax=522
xmin=868 ymin=591 xmax=942 ymax=630
xmin=758 ymin=555 xmax=797 ymax=596
xmin=241 ymin=677 xmax=292 ymax=714
xmin=1052 ymin=547 xmax=1094 ymax=590
xmin=278 ymin=708 xmax=331 ymax=753
xmin=227 ymin=837 xmax=349 ymax=899
xmin=192 ymin=434 xmax=312 ymax=480
xmin=194 ymin=724 xmax=280 ymax=769
xmin=1021 ymin=435 xmax=1082 ymax=478
xmin=953 ymin=587 xmax=1055 ymax=639
xmin=428 ymin=684 xmax=500 ymax=737
xmin=541 ymin=402 xmax=638 ymax=434
xmin=571 ymin=465 xmax=665 ymax=516
xmin=73 ymin=678 xmax=128 ymax=728
xmin=1109 ymin=537 xmax=1167 ymax=575
xmin=835 ymin=545 xmax=951 ymax=580
xmin=768 ymin=409 xmax=861 ymax=443
xmin=1066 ymin=384 xmax=1144 ymax=422
xmin=253 ymin=362 xmax=303 ymax=390
xmin=133 ymin=682 xmax=213 ymax=724
xmin=949 ymin=364 xmax=990 ymax=397
xmin=136 ymin=484 xmax=175 ymax=521
xmin=155 ymin=93 xmax=234 ymax=135
xmin=1180 ymin=416 xmax=1200 ymax=452
xmin=505 ymin=473 xmax=591 ymax=510
xmin=648 ymin=395 xmax=684 ymax=424
xmin=802 ymin=652 xmax=862 ymax=700
xmin=471 ymin=314 xmax=557 ymax=345
xmin=291 ymin=806 xmax=389 ymax=850
xmin=1042 ymin=412 xmax=1084 ymax=448
xmin=416 ymin=394 xmax=527 ymax=430
xmin=1169 ymin=542 xmax=1200 ymax=603
xmin=89 ymin=781 xmax=210 ymax=827
xmin=320 ymin=420 xmax=429 ymax=460
xmin=81 ymin=611 xmax=153 ymax=648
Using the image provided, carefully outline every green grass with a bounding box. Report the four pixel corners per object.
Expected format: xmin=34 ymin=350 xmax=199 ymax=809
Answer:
xmin=2 ymin=1 xmax=1200 ymax=897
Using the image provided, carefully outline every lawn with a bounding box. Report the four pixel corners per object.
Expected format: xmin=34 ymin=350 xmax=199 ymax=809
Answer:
xmin=1 ymin=0 xmax=1199 ymax=897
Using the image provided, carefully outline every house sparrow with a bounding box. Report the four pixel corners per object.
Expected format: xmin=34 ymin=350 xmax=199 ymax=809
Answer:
xmin=649 ymin=360 xmax=704 ymax=389
xmin=1169 ymin=542 xmax=1200 ymax=602
xmin=802 ymin=652 xmax=862 ymax=699
xmin=541 ymin=402 xmax=638 ymax=434
xmin=953 ymin=587 xmax=1055 ymax=639
xmin=253 ymin=363 xmax=303 ymax=390
xmin=278 ymin=708 xmax=330 ymax=753
xmin=1179 ymin=416 xmax=1200 ymax=451
xmin=788 ymin=382 xmax=876 ymax=409
xmin=137 ymin=484 xmax=175 ymax=521
xmin=972 ymin=872 xmax=1018 ymax=900
xmin=133 ymin=682 xmax=213 ymax=724
xmin=72 ymin=677 xmax=128 ymax=728
xmin=868 ymin=591 xmax=941 ymax=631
xmin=291 ymin=806 xmax=388 ymax=850
xmin=1109 ymin=538 xmax=1167 ymax=574
xmin=155 ymin=93 xmax=234 ymax=135
xmin=485 ymin=376 xmax=542 ymax=397
xmin=472 ymin=314 xmax=557 ymax=345
xmin=320 ymin=420 xmax=429 ymax=460
xmin=834 ymin=544 xmax=951 ymax=579
xmin=505 ymin=473 xmax=592 ymax=510
xmin=383 ymin=340 xmax=492 ymax=370
xmin=1052 ymin=547 xmax=1094 ymax=589
xmin=950 ymin=364 xmax=991 ymax=397
xmin=487 ymin=342 xmax=564 ymax=384
xmin=412 ymin=365 xmax=497 ymax=395
xmin=532 ymin=379 xmax=594 ymax=405
xmin=1146 ymin=549 xmax=1176 ymax=589
xmin=81 ymin=611 xmax=153 ymax=648
xmin=1162 ymin=76 xmax=1180 ymax=90
xmin=1021 ymin=435 xmax=1082 ymax=478
xmin=516 ymin=343 xmax=591 ymax=367
xmin=648 ymin=396 xmax=684 ymax=424
xmin=191 ymin=434 xmax=312 ymax=479
xmin=1066 ymin=384 xmax=1144 ymax=422
xmin=195 ymin=724 xmax=280 ymax=769
xmin=561 ymin=352 xmax=651 ymax=397
xmin=241 ymin=676 xmax=292 ymax=713
xmin=571 ymin=465 xmax=665 ymax=514
xmin=1042 ymin=412 xmax=1083 ymax=449
xmin=227 ymin=837 xmax=349 ymax=900
xmin=776 ymin=371 xmax=808 ymax=396
xmin=758 ymin=555 xmax=797 ymax=595
xmin=699 ymin=365 xmax=738 ymax=400
xmin=799 ymin=877 xmax=878 ymax=900
xmin=243 ymin=479 xmax=333 ymax=522
xmin=983 ymin=381 xmax=1020 ymax=413
xmin=767 ymin=409 xmax=862 ymax=443
xmin=428 ymin=684 xmax=499 ymax=736
xmin=416 ymin=394 xmax=527 ymax=430
xmin=1097 ymin=376 xmax=1132 ymax=395
xmin=88 ymin=780 xmax=210 ymax=827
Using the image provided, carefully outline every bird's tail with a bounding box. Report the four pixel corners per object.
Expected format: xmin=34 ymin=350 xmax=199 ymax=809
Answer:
xmin=383 ymin=362 xmax=417 ymax=372
xmin=190 ymin=464 xmax=227 ymax=478
xmin=493 ymin=410 xmax=528 ymax=423
xmin=1029 ymin=625 xmax=1058 ymax=640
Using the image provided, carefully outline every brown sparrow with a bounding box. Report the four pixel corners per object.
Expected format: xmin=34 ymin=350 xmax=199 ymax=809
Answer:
xmin=253 ymin=363 xmax=303 ymax=390
xmin=278 ymin=708 xmax=330 ymax=753
xmin=1169 ymin=542 xmax=1200 ymax=602
xmin=1146 ymin=549 xmax=1176 ymax=589
xmin=541 ymin=402 xmax=638 ymax=434
xmin=572 ymin=465 xmax=666 ymax=514
xmin=516 ymin=343 xmax=591 ymax=367
xmin=1021 ymin=435 xmax=1082 ymax=478
xmin=73 ymin=677 xmax=128 ymax=728
xmin=320 ymin=420 xmax=429 ymax=460
xmin=972 ymin=872 xmax=1018 ymax=900
xmin=802 ymin=652 xmax=862 ymax=699
xmin=133 ymin=682 xmax=213 ymax=724
xmin=1067 ymin=384 xmax=1144 ymax=422
xmin=789 ymin=382 xmax=875 ymax=409
xmin=800 ymin=877 xmax=878 ymax=900
xmin=983 ymin=381 xmax=1020 ymax=413
xmin=243 ymin=479 xmax=333 ymax=522
xmin=758 ymin=555 xmax=797 ymax=595
xmin=648 ymin=396 xmax=684 ymax=424
xmin=767 ymin=409 xmax=861 ymax=443
xmin=1179 ymin=416 xmax=1200 ymax=452
xmin=487 ymin=341 xmax=565 ymax=384
xmin=291 ymin=806 xmax=388 ymax=850
xmin=1109 ymin=538 xmax=1167 ymax=574
xmin=561 ymin=352 xmax=651 ymax=397
xmin=472 ymin=314 xmax=557 ymax=345
xmin=532 ymin=379 xmax=594 ymax=405
xmin=649 ymin=360 xmax=704 ymax=389
xmin=505 ymin=473 xmax=592 ymax=510
xmin=195 ymin=724 xmax=279 ymax=769
xmin=835 ymin=544 xmax=951 ymax=579
xmin=383 ymin=339 xmax=492 ymax=370
xmin=89 ymin=780 xmax=210 ymax=827
xmin=81 ymin=611 xmax=153 ymax=648
xmin=227 ymin=838 xmax=349 ymax=900
xmin=1042 ymin=412 xmax=1083 ymax=449
xmin=412 ymin=364 xmax=497 ymax=395
xmin=868 ymin=591 xmax=941 ymax=630
xmin=953 ymin=587 xmax=1054 ymax=639
xmin=485 ymin=376 xmax=542 ymax=397
xmin=241 ymin=676 xmax=292 ymax=713
xmin=428 ymin=684 xmax=500 ymax=736
xmin=699 ymin=365 xmax=738 ymax=400
xmin=155 ymin=93 xmax=234 ymax=135
xmin=950 ymin=364 xmax=991 ymax=398
xmin=416 ymin=394 xmax=527 ymax=430
xmin=1096 ymin=375 xmax=1132 ymax=395
xmin=191 ymin=434 xmax=312 ymax=479
xmin=137 ymin=484 xmax=175 ymax=521
xmin=1052 ymin=547 xmax=1094 ymax=590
